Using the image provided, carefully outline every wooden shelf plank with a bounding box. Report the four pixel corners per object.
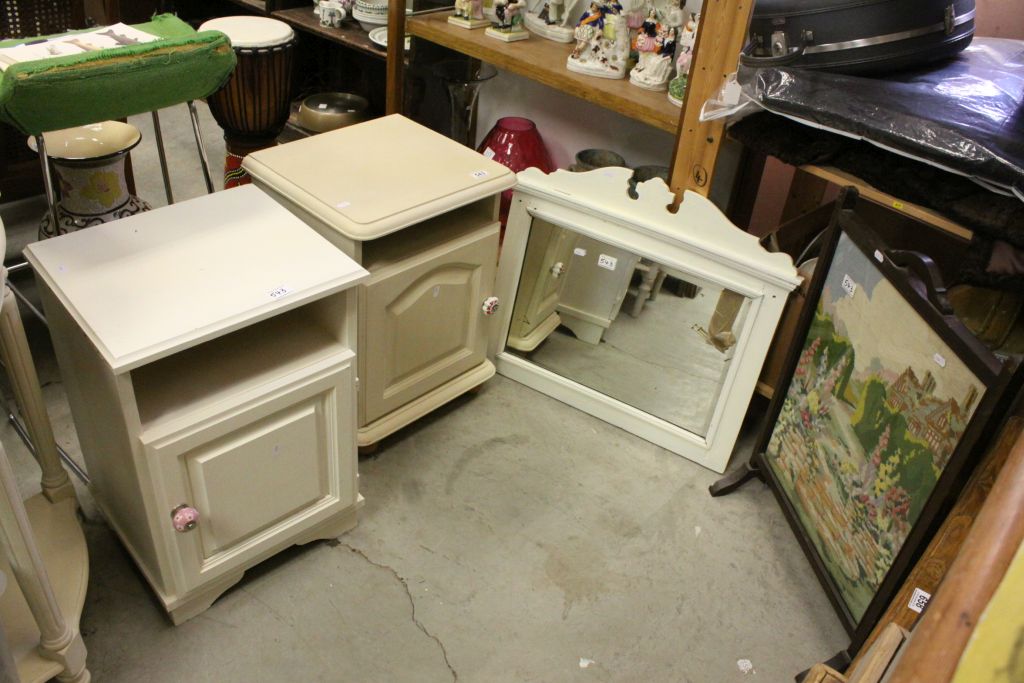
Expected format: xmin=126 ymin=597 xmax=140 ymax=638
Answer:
xmin=407 ymin=11 xmax=682 ymax=134
xmin=225 ymin=0 xmax=267 ymax=13
xmin=801 ymin=164 xmax=974 ymax=241
xmin=273 ymin=8 xmax=385 ymax=59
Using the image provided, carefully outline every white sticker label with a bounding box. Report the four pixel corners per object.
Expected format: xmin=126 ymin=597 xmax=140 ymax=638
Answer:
xmin=483 ymin=147 xmax=495 ymax=159
xmin=573 ymin=247 xmax=587 ymax=257
xmin=874 ymin=249 xmax=884 ymax=263
xmin=269 ymin=285 xmax=292 ymax=300
xmin=432 ymin=285 xmax=440 ymax=298
xmin=933 ymin=352 xmax=947 ymax=368
xmin=335 ymin=201 xmax=351 ymax=209
xmin=470 ymin=169 xmax=489 ymax=179
xmin=597 ymin=254 xmax=618 ymax=271
xmin=908 ymin=587 xmax=931 ymax=613
xmin=841 ymin=273 xmax=857 ymax=298
xmin=318 ymin=103 xmax=328 ymax=110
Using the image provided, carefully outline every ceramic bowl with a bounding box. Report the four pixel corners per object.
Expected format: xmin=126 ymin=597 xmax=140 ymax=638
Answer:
xmin=571 ymin=148 xmax=627 ymax=172
xmin=29 ymin=120 xmax=142 ymax=161
xmin=354 ymin=0 xmax=387 ymax=15
xmin=352 ymin=8 xmax=387 ymax=31
xmin=297 ymin=92 xmax=370 ymax=133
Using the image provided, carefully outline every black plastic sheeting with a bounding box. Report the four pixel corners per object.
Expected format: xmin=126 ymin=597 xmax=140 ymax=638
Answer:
xmin=737 ymin=37 xmax=1024 ymax=202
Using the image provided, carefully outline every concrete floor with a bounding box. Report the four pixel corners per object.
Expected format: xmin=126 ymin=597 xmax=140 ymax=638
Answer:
xmin=0 ymin=105 xmax=848 ymax=682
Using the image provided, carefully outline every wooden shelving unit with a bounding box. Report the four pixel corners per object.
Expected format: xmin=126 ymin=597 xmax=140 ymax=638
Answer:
xmin=273 ymin=7 xmax=386 ymax=59
xmin=391 ymin=0 xmax=752 ymax=197
xmin=225 ymin=0 xmax=267 ymax=13
xmin=406 ymin=11 xmax=682 ymax=135
xmin=800 ymin=164 xmax=973 ymax=241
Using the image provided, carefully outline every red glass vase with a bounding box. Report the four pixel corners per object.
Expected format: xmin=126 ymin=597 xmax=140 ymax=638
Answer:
xmin=477 ymin=117 xmax=554 ymax=239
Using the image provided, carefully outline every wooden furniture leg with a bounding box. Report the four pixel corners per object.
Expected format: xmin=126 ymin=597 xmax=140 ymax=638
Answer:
xmin=0 ymin=279 xmax=74 ymax=503
xmin=648 ymin=269 xmax=668 ymax=302
xmin=708 ymin=459 xmax=764 ymax=496
xmin=0 ymin=442 xmax=88 ymax=682
xmin=628 ymin=261 xmax=660 ymax=318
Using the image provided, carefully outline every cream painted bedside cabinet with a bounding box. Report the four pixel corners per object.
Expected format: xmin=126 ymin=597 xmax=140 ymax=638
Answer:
xmin=243 ymin=115 xmax=517 ymax=449
xmin=24 ymin=186 xmax=369 ymax=624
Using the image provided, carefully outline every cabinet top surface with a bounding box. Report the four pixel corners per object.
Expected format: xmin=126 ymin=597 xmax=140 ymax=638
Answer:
xmin=25 ymin=185 xmax=369 ymax=373
xmin=242 ymin=114 xmax=516 ymax=241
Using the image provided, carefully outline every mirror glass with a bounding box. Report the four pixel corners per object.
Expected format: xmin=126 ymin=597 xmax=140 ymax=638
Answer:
xmin=506 ymin=217 xmax=751 ymax=438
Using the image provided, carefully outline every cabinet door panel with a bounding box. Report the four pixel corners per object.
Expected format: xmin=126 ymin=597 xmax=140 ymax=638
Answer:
xmin=148 ymin=360 xmax=355 ymax=594
xmin=511 ymin=220 xmax=578 ymax=340
xmin=187 ymin=403 xmax=326 ymax=558
xmin=362 ymin=227 xmax=498 ymax=424
xmin=556 ymin=236 xmax=639 ymax=325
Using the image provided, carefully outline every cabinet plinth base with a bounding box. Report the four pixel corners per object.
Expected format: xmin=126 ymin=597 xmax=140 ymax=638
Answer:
xmin=358 ymin=360 xmax=495 ymax=447
xmin=167 ymin=571 xmax=245 ymax=626
xmin=165 ymin=497 xmax=363 ymax=625
xmin=98 ymin=496 xmax=364 ymax=626
xmin=293 ymin=495 xmax=363 ymax=546
xmin=507 ymin=312 xmax=560 ymax=353
xmin=558 ymin=312 xmax=606 ymax=345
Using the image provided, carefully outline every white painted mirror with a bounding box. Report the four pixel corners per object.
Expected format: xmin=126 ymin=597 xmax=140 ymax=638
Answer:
xmin=492 ymin=168 xmax=801 ymax=472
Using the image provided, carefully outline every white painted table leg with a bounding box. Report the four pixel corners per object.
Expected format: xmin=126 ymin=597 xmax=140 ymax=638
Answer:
xmin=0 ymin=281 xmax=74 ymax=503
xmin=0 ymin=442 xmax=88 ymax=682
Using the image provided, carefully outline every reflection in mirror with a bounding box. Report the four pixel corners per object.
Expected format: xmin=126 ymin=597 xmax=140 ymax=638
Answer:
xmin=506 ymin=217 xmax=751 ymax=438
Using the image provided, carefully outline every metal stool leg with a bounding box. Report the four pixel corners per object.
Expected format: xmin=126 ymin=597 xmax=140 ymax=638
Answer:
xmin=35 ymin=136 xmax=60 ymax=234
xmin=187 ymin=101 xmax=215 ymax=194
xmin=151 ymin=110 xmax=175 ymax=205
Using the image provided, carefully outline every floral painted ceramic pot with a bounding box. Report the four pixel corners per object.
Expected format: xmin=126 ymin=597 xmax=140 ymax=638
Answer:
xmin=31 ymin=121 xmax=151 ymax=239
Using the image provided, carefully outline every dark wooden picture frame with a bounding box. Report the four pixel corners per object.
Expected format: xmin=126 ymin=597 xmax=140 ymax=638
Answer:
xmin=718 ymin=189 xmax=1012 ymax=661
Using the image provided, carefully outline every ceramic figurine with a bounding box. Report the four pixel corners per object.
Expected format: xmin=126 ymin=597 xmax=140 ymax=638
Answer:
xmin=450 ymin=0 xmax=491 ymax=29
xmin=318 ymin=0 xmax=346 ymax=27
xmin=523 ymin=0 xmax=581 ymax=43
xmin=625 ymin=4 xmax=646 ymax=61
xmin=566 ymin=0 xmax=629 ymax=79
xmin=486 ymin=0 xmax=530 ymax=42
xmin=629 ymin=9 xmax=675 ymax=91
xmin=667 ymin=11 xmax=698 ymax=106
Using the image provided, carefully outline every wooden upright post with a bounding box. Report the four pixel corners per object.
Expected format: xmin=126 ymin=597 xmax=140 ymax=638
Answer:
xmin=386 ymin=0 xmax=407 ymax=114
xmin=669 ymin=0 xmax=753 ymax=198
xmin=0 ymin=282 xmax=75 ymax=503
xmin=0 ymin=442 xmax=88 ymax=682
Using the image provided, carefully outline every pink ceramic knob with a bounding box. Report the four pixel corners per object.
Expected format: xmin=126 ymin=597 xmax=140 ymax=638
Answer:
xmin=481 ymin=296 xmax=500 ymax=316
xmin=171 ymin=504 xmax=199 ymax=532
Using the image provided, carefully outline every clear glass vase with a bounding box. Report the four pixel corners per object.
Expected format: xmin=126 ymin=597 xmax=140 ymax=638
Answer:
xmin=432 ymin=60 xmax=498 ymax=147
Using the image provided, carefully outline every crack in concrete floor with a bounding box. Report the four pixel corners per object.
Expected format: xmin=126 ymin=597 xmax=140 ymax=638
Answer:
xmin=338 ymin=542 xmax=458 ymax=682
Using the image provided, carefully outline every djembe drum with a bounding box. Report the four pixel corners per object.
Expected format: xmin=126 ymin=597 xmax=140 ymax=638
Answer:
xmin=198 ymin=16 xmax=296 ymax=188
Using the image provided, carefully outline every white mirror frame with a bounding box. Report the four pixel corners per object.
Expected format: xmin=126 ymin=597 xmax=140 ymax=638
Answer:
xmin=491 ymin=168 xmax=801 ymax=473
